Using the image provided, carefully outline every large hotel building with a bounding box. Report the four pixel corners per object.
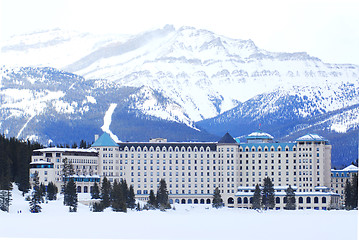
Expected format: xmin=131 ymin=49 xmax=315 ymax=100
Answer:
xmin=30 ymin=131 xmax=346 ymax=210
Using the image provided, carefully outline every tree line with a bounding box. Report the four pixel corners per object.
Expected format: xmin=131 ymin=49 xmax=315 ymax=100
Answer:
xmin=344 ymin=174 xmax=358 ymax=210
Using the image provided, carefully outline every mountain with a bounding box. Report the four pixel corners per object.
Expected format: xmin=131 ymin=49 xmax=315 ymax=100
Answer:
xmin=0 ymin=66 xmax=216 ymax=144
xmin=1 ymin=25 xmax=359 ymax=167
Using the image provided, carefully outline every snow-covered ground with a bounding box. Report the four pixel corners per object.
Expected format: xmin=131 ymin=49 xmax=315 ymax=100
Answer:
xmin=0 ymin=186 xmax=357 ymax=240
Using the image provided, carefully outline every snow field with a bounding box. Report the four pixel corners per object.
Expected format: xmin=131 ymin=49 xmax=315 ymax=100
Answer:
xmin=0 ymin=186 xmax=357 ymax=240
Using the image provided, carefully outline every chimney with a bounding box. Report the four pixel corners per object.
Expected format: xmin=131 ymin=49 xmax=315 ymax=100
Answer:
xmin=95 ymin=134 xmax=99 ymax=141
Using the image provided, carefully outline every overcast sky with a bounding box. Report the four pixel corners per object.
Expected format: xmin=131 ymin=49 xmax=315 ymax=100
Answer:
xmin=1 ymin=0 xmax=359 ymax=65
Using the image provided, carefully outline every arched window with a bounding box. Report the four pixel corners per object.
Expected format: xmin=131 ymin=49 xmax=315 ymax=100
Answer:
xmin=169 ymin=199 xmax=173 ymax=204
xmin=194 ymin=199 xmax=198 ymax=204
xmin=137 ymin=147 xmax=142 ymax=152
xmin=181 ymin=199 xmax=186 ymax=204
xmin=143 ymin=147 xmax=148 ymax=152
xmin=187 ymin=147 xmax=192 ymax=152
xmin=237 ymin=197 xmax=242 ymax=204
xmin=276 ymin=197 xmax=280 ymax=204
xmin=90 ymin=186 xmax=93 ymax=193
xmin=250 ymin=197 xmax=253 ymax=204
xmin=130 ymin=147 xmax=135 ymax=152
xmin=77 ymin=186 xmax=81 ymax=193
xmin=306 ymin=197 xmax=311 ymax=204
xmin=188 ymin=199 xmax=192 ymax=204
xmin=206 ymin=199 xmax=211 ymax=204
xmin=200 ymin=199 xmax=205 ymax=204
xmin=299 ymin=197 xmax=303 ymax=203
xmin=175 ymin=199 xmax=180 ymax=204
xmin=162 ymin=147 xmax=167 ymax=152
xmin=283 ymin=197 xmax=287 ymax=204
xmin=314 ymin=197 xmax=319 ymax=204
xmin=243 ymin=197 xmax=248 ymax=204
xmin=228 ymin=197 xmax=234 ymax=204
xmin=84 ymin=186 xmax=88 ymax=193
xmin=322 ymin=197 xmax=327 ymax=204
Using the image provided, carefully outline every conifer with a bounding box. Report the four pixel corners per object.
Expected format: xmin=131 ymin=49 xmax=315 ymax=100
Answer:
xmin=64 ymin=178 xmax=78 ymax=212
xmin=148 ymin=189 xmax=157 ymax=209
xmin=212 ymin=187 xmax=223 ymax=208
xmin=156 ymin=179 xmax=170 ymax=210
xmin=29 ymin=172 xmax=42 ymax=213
xmin=100 ymin=177 xmax=111 ymax=209
xmin=46 ymin=182 xmax=58 ymax=200
xmin=285 ymin=185 xmax=296 ymax=210
xmin=127 ymin=185 xmax=136 ymax=209
xmin=252 ymin=184 xmax=262 ymax=210
xmin=262 ymin=177 xmax=275 ymax=209
xmin=91 ymin=182 xmax=101 ymax=199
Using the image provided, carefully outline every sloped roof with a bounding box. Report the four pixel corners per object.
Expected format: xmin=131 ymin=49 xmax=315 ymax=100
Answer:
xmin=296 ymin=133 xmax=328 ymax=142
xmin=342 ymin=165 xmax=358 ymax=171
xmin=92 ymin=132 xmax=118 ymax=147
xmin=247 ymin=131 xmax=274 ymax=140
xmin=218 ymin=132 xmax=237 ymax=144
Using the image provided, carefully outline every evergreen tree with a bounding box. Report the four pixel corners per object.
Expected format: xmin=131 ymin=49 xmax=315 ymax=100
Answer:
xmin=61 ymin=157 xmax=75 ymax=193
xmin=212 ymin=187 xmax=223 ymax=208
xmin=100 ymin=177 xmax=111 ymax=209
xmin=147 ymin=189 xmax=157 ymax=209
xmin=79 ymin=140 xmax=87 ymax=149
xmin=156 ymin=179 xmax=170 ymax=210
xmin=120 ymin=179 xmax=129 ymax=207
xmin=252 ymin=184 xmax=262 ymax=210
xmin=136 ymin=202 xmax=141 ymax=211
xmin=127 ymin=185 xmax=136 ymax=209
xmin=71 ymin=142 xmax=78 ymax=149
xmin=351 ymin=174 xmax=358 ymax=209
xmin=29 ymin=172 xmax=42 ymax=213
xmin=0 ymin=189 xmax=12 ymax=212
xmin=262 ymin=177 xmax=275 ymax=210
xmin=39 ymin=183 xmax=46 ymax=202
xmin=46 ymin=182 xmax=58 ymax=200
xmin=91 ymin=182 xmax=101 ymax=199
xmin=92 ymin=202 xmax=104 ymax=212
xmin=285 ymin=185 xmax=296 ymax=210
xmin=111 ymin=180 xmax=127 ymax=212
xmin=345 ymin=174 xmax=358 ymax=210
xmin=63 ymin=178 xmax=78 ymax=212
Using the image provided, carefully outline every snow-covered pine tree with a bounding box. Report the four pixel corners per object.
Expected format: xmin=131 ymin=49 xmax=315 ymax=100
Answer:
xmin=262 ymin=177 xmax=275 ymax=210
xmin=148 ymin=189 xmax=157 ymax=209
xmin=252 ymin=184 xmax=262 ymax=210
xmin=100 ymin=177 xmax=111 ymax=209
xmin=127 ymin=185 xmax=136 ymax=209
xmin=29 ymin=171 xmax=42 ymax=213
xmin=156 ymin=179 xmax=170 ymax=210
xmin=212 ymin=187 xmax=223 ymax=208
xmin=285 ymin=185 xmax=296 ymax=210
xmin=64 ymin=177 xmax=78 ymax=212
xmin=46 ymin=182 xmax=58 ymax=200
xmin=91 ymin=182 xmax=100 ymax=199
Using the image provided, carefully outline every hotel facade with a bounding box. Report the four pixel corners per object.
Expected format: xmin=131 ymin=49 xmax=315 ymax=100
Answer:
xmin=30 ymin=131 xmax=341 ymax=210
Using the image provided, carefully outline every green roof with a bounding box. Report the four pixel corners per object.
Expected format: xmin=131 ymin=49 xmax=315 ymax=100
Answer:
xmin=92 ymin=132 xmax=118 ymax=147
